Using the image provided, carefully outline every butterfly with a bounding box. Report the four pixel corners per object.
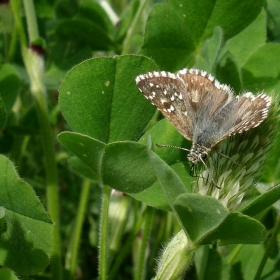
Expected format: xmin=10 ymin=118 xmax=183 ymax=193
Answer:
xmin=136 ymin=68 xmax=271 ymax=169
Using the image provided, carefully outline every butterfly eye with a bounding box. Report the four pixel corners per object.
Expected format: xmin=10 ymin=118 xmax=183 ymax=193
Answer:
xmin=201 ymin=154 xmax=207 ymax=160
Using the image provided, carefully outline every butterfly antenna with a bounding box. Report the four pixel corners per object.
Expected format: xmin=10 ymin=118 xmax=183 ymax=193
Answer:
xmin=216 ymin=150 xmax=244 ymax=168
xmin=156 ymin=144 xmax=191 ymax=152
xmin=190 ymin=164 xmax=213 ymax=186
xmin=199 ymin=156 xmax=221 ymax=189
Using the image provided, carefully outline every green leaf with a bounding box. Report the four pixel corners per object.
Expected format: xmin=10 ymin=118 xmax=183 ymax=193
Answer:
xmin=221 ymin=9 xmax=266 ymax=67
xmin=266 ymin=0 xmax=280 ymax=42
xmin=77 ymin=1 xmax=114 ymax=34
xmin=58 ymin=132 xmax=106 ymax=182
xmin=141 ymin=0 xmax=264 ymax=71
xmin=174 ymin=194 xmax=266 ymax=245
xmin=59 ymin=134 xmax=156 ymax=193
xmin=0 ymin=206 xmax=6 ymax=235
xmin=59 ymin=128 xmax=189 ymax=203
xmin=128 ymin=182 xmax=170 ymax=210
xmin=130 ymin=119 xmax=193 ymax=208
xmin=216 ymin=53 xmax=241 ymax=93
xmin=229 ymin=244 xmax=280 ymax=280
xmin=0 ymin=96 xmax=6 ymax=132
xmin=205 ymin=212 xmax=266 ymax=246
xmin=194 ymin=247 xmax=234 ymax=280
xmin=59 ymin=125 xmax=188 ymax=197
xmin=147 ymin=146 xmax=188 ymax=213
xmin=0 ymin=132 xmax=13 ymax=153
xmin=55 ymin=0 xmax=78 ymax=18
xmin=47 ymin=42 xmax=92 ymax=73
xmin=129 ymin=120 xmax=193 ymax=209
xmin=56 ymin=19 xmax=114 ymax=50
xmin=175 ymin=194 xmax=229 ymax=244
xmin=0 ymin=268 xmax=19 ymax=280
xmin=139 ymin=118 xmax=190 ymax=165
xmin=141 ymin=3 xmax=195 ymax=71
xmin=238 ymin=183 xmax=280 ymax=216
xmin=0 ymin=64 xmax=20 ymax=114
xmin=0 ymin=155 xmax=53 ymax=275
xmin=58 ymin=113 xmax=194 ymax=206
xmin=129 ymin=161 xmax=192 ymax=210
xmin=193 ymin=26 xmax=224 ymax=72
xmin=102 ymin=141 xmax=157 ymax=193
xmin=68 ymin=156 xmax=98 ymax=181
xmin=59 ymin=55 xmax=158 ymax=143
xmin=242 ymin=43 xmax=280 ymax=93
xmin=115 ymin=1 xmax=139 ymax=44
xmin=170 ymin=0 xmax=265 ymax=43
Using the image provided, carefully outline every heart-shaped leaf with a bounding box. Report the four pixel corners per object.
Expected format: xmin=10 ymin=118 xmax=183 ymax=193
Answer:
xmin=175 ymin=193 xmax=266 ymax=245
xmin=59 ymin=55 xmax=158 ymax=143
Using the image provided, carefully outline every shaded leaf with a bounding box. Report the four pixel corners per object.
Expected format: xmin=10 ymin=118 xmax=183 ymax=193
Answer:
xmin=0 ymin=97 xmax=6 ymax=132
xmin=0 ymin=268 xmax=19 ymax=280
xmin=56 ymin=19 xmax=114 ymax=50
xmin=193 ymin=26 xmax=224 ymax=72
xmin=102 ymin=141 xmax=156 ymax=193
xmin=242 ymin=43 xmax=280 ymax=93
xmin=170 ymin=0 xmax=265 ymax=43
xmin=0 ymin=156 xmax=53 ymax=275
xmin=68 ymin=156 xmax=98 ymax=181
xmin=0 ymin=64 xmax=20 ymax=114
xmin=58 ymin=132 xmax=106 ymax=182
xmin=141 ymin=3 xmax=195 ymax=71
xmin=221 ymin=10 xmax=266 ymax=67
xmin=175 ymin=194 xmax=228 ymax=244
xmin=175 ymin=194 xmax=266 ymax=245
xmin=238 ymin=183 xmax=280 ymax=216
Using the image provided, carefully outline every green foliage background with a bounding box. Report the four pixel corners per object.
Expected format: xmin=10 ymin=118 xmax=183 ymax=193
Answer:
xmin=1 ymin=0 xmax=280 ymax=279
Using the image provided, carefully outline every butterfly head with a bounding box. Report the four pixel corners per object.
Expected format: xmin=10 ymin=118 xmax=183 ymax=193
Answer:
xmin=187 ymin=144 xmax=211 ymax=164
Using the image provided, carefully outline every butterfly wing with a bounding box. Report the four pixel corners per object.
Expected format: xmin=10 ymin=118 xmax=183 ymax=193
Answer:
xmin=136 ymin=69 xmax=271 ymax=149
xmin=136 ymin=71 xmax=193 ymax=141
xmin=136 ymin=69 xmax=234 ymax=142
xmin=177 ymin=69 xmax=234 ymax=121
xmin=194 ymin=92 xmax=271 ymax=148
xmin=214 ymin=92 xmax=271 ymax=142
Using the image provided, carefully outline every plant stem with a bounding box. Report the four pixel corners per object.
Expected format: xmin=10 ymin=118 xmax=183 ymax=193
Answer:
xmin=7 ymin=26 xmax=18 ymax=62
xmin=121 ymin=0 xmax=148 ymax=55
xmin=108 ymin=206 xmax=148 ymax=280
xmin=99 ymin=0 xmax=119 ymax=25
xmin=11 ymin=0 xmax=62 ymax=279
xmin=23 ymin=0 xmax=39 ymax=42
xmin=254 ymin=215 xmax=280 ymax=280
xmin=99 ymin=184 xmax=111 ymax=280
xmin=10 ymin=0 xmax=26 ymax=48
xmin=34 ymin=76 xmax=62 ymax=280
xmin=66 ymin=179 xmax=91 ymax=279
xmin=227 ymin=244 xmax=243 ymax=264
xmin=135 ymin=207 xmax=155 ymax=280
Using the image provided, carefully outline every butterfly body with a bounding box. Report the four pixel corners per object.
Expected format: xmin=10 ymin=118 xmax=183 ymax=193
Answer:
xmin=136 ymin=68 xmax=271 ymax=165
xmin=187 ymin=144 xmax=210 ymax=164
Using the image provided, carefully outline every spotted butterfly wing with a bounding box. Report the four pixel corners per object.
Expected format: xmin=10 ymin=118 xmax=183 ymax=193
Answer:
xmin=136 ymin=71 xmax=194 ymax=141
xmin=136 ymin=68 xmax=271 ymax=151
xmin=136 ymin=69 xmax=233 ymax=142
xmin=203 ymin=92 xmax=271 ymax=148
